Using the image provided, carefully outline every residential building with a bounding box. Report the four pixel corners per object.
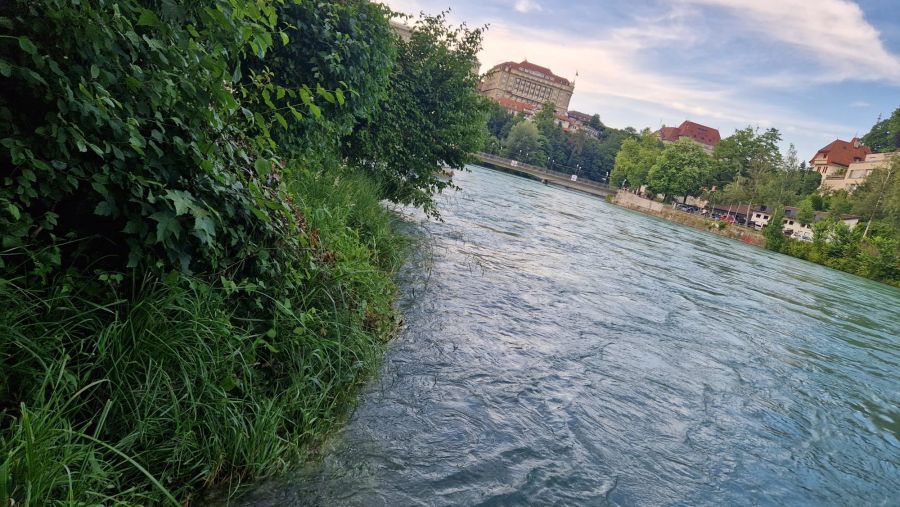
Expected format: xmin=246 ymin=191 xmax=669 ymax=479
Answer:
xmin=746 ymin=205 xmax=859 ymax=240
xmin=821 ymin=151 xmax=898 ymax=192
xmin=389 ymin=20 xmax=413 ymax=42
xmin=567 ymin=111 xmax=593 ymax=125
xmin=656 ymin=120 xmax=721 ymax=154
xmin=810 ymin=138 xmax=872 ymax=190
xmin=479 ymin=60 xmax=574 ymax=113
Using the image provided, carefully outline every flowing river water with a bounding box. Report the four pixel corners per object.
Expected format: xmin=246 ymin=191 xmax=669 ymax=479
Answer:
xmin=241 ymin=165 xmax=900 ymax=506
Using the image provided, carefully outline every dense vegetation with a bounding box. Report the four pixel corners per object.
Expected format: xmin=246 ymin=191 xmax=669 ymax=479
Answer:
xmin=609 ymin=108 xmax=899 ymax=286
xmin=0 ymin=1 xmax=485 ymax=503
xmin=484 ymin=102 xmax=635 ymax=183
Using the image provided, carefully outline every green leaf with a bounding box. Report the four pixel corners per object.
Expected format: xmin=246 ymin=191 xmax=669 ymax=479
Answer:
xmin=136 ymin=9 xmax=159 ymax=27
xmin=274 ymin=112 xmax=288 ymax=130
xmin=231 ymin=65 xmax=242 ymax=83
xmin=0 ymin=59 xmax=11 ymax=77
xmin=7 ymin=204 xmax=20 ymax=220
xmin=335 ymin=88 xmax=345 ymax=107
xmin=192 ymin=215 xmax=216 ymax=246
xmin=94 ymin=201 xmax=114 ymax=216
xmin=90 ymin=64 xmax=99 ymax=79
xmin=280 ymin=32 xmax=289 ymax=45
xmin=165 ymin=189 xmax=195 ymax=215
xmin=18 ymin=37 xmax=36 ymax=55
xmin=254 ymin=159 xmax=270 ymax=178
xmin=150 ymin=211 xmax=181 ymax=243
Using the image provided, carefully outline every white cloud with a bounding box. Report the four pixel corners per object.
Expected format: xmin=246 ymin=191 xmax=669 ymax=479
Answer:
xmin=478 ymin=20 xmax=848 ymax=157
xmin=513 ymin=0 xmax=542 ymax=13
xmin=680 ymin=0 xmax=900 ymax=84
xmin=850 ymin=100 xmax=871 ymax=108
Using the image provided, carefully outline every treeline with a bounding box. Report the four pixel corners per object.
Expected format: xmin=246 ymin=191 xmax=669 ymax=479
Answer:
xmin=0 ymin=1 xmax=485 ymax=504
xmin=610 ymin=110 xmax=899 ymax=286
xmin=483 ymin=102 xmax=635 ymax=182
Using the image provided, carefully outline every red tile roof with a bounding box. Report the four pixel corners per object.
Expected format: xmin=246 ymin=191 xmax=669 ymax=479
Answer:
xmin=567 ymin=111 xmax=593 ymax=123
xmin=490 ymin=60 xmax=571 ymax=86
xmin=658 ymin=126 xmax=681 ymax=142
xmin=495 ymin=97 xmax=537 ymax=113
xmin=810 ymin=138 xmax=871 ymax=167
xmin=656 ymin=121 xmax=721 ymax=147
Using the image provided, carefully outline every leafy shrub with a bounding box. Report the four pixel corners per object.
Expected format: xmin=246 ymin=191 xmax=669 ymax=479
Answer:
xmin=0 ymin=0 xmax=298 ymax=282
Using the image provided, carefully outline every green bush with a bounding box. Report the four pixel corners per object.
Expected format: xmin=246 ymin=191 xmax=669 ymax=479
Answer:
xmin=0 ymin=172 xmax=404 ymax=504
xmin=0 ymin=0 xmax=298 ymax=282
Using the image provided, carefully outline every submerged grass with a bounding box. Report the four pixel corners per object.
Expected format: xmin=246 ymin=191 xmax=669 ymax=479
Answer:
xmin=0 ymin=171 xmax=408 ymax=504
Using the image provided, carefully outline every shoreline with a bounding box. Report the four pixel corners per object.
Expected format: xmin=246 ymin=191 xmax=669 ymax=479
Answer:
xmin=609 ymin=190 xmax=767 ymax=247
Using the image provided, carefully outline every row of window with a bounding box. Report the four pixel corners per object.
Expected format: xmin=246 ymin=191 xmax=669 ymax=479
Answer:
xmin=513 ymin=78 xmax=552 ymax=100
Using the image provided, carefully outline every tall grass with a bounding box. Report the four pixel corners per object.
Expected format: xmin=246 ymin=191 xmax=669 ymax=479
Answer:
xmin=0 ymin=172 xmax=407 ymax=504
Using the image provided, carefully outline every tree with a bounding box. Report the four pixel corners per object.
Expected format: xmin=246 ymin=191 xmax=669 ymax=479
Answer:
xmin=796 ymin=198 xmax=816 ymax=227
xmin=764 ymin=208 xmax=786 ymax=252
xmin=852 ymin=156 xmax=900 ymax=236
xmin=610 ymin=129 xmax=662 ymax=189
xmin=713 ymin=126 xmax=783 ymax=184
xmin=486 ymin=100 xmax=518 ymax=139
xmin=861 ymin=107 xmax=900 ymax=153
xmin=343 ymin=12 xmax=488 ymax=215
xmin=646 ymin=138 xmax=713 ymax=202
xmin=589 ymin=114 xmax=603 ymax=130
xmin=503 ymin=121 xmax=546 ymax=166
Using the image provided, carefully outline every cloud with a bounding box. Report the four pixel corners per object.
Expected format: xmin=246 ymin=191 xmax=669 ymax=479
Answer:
xmin=679 ymin=0 xmax=900 ymax=84
xmin=513 ymin=0 xmax=542 ymax=13
xmin=850 ymin=100 xmax=871 ymax=108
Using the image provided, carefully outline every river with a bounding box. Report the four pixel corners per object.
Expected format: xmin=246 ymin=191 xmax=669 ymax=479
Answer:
xmin=240 ymin=165 xmax=900 ymax=506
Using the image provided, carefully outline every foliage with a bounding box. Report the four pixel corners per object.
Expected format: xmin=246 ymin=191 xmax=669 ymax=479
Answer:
xmin=646 ymin=138 xmax=714 ymax=202
xmin=343 ymin=12 xmax=488 ymax=216
xmin=0 ymin=0 xmax=301 ymax=284
xmin=763 ymin=207 xmax=786 ymax=252
xmin=712 ymin=126 xmax=782 ymax=184
xmin=610 ymin=129 xmax=663 ymax=189
xmin=0 ymin=171 xmax=405 ymax=503
xmin=486 ymin=100 xmax=519 ymax=140
xmin=486 ymin=103 xmax=633 ymax=183
xmin=0 ymin=0 xmax=486 ymax=503
xmin=861 ymin=107 xmax=900 ymax=153
xmin=242 ymin=0 xmax=396 ymax=160
xmin=503 ymin=121 xmax=547 ymax=166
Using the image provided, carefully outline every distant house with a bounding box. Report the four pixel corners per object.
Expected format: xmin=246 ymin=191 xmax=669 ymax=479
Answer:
xmin=746 ymin=205 xmax=859 ymax=241
xmin=567 ymin=110 xmax=593 ymax=125
xmin=656 ymin=120 xmax=721 ymax=154
xmin=494 ymin=97 xmax=538 ymax=116
xmin=810 ymin=138 xmax=872 ymax=191
xmin=823 ymin=151 xmax=898 ymax=192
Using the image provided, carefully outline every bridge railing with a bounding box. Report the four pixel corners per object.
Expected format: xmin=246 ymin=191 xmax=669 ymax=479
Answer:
xmin=474 ymin=152 xmax=611 ymax=190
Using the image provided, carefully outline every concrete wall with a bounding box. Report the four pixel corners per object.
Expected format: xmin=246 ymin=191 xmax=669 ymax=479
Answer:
xmin=614 ymin=191 xmax=667 ymax=213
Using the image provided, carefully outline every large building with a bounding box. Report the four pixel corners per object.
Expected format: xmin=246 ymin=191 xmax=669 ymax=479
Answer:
xmin=479 ymin=60 xmax=574 ymax=113
xmin=810 ymin=138 xmax=874 ymax=191
xmin=656 ymin=120 xmax=721 ymax=154
xmin=821 ymin=151 xmax=898 ymax=192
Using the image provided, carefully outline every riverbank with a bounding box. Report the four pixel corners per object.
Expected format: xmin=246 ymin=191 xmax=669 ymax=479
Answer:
xmin=611 ymin=191 xmax=766 ymax=247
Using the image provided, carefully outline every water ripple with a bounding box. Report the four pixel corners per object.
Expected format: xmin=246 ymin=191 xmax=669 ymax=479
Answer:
xmin=239 ymin=165 xmax=900 ymax=506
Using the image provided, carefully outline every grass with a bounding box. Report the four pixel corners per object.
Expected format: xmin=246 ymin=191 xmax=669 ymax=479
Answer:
xmin=0 ymin=170 xmax=408 ymax=505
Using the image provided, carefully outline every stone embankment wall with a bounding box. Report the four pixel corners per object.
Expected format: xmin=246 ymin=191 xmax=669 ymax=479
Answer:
xmin=612 ymin=191 xmax=766 ymax=247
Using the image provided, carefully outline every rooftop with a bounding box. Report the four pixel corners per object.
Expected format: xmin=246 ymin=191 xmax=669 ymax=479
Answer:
xmin=488 ymin=60 xmax=572 ymax=86
xmin=810 ymin=138 xmax=872 ymax=167
xmin=657 ymin=121 xmax=721 ymax=147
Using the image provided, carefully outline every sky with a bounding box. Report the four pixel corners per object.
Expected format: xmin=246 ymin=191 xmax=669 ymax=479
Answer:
xmin=382 ymin=0 xmax=900 ymax=160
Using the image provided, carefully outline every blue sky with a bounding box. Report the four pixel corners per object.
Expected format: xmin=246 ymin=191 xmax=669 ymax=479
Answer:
xmin=383 ymin=0 xmax=900 ymax=160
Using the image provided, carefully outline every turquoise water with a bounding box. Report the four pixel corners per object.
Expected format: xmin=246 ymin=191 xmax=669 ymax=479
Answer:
xmin=241 ymin=165 xmax=900 ymax=506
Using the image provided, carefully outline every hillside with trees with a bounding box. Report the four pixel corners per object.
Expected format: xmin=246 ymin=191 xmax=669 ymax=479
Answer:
xmin=484 ymin=102 xmax=636 ymax=183
xmin=608 ymin=108 xmax=899 ymax=286
xmin=0 ymin=1 xmax=486 ymax=503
